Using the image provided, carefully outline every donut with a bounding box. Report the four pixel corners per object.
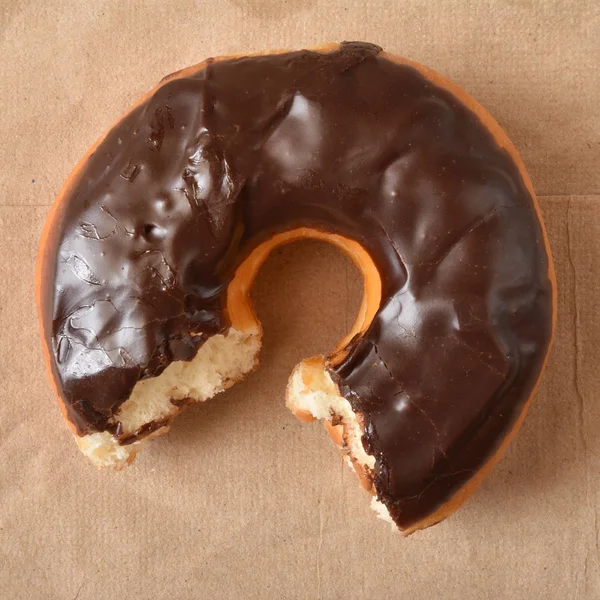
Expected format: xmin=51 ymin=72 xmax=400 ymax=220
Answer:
xmin=37 ymin=42 xmax=555 ymax=534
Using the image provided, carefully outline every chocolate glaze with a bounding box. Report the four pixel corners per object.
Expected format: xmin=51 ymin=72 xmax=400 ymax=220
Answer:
xmin=40 ymin=42 xmax=553 ymax=529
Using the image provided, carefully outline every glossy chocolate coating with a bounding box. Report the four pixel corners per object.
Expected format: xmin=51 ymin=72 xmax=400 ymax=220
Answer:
xmin=41 ymin=42 xmax=553 ymax=528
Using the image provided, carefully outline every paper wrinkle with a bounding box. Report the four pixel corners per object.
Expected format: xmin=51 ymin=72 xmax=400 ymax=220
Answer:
xmin=70 ymin=582 xmax=85 ymax=600
xmin=316 ymin=497 xmax=324 ymax=600
xmin=567 ymin=199 xmax=600 ymax=579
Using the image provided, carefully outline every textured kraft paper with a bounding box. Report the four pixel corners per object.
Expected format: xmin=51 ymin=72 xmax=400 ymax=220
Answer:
xmin=1 ymin=1 xmax=599 ymax=599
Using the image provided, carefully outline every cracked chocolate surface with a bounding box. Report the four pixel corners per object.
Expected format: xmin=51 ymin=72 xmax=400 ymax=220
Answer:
xmin=40 ymin=42 xmax=553 ymax=528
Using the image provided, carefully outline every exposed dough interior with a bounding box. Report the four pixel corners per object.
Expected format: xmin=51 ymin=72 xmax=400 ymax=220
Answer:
xmin=76 ymin=328 xmax=262 ymax=468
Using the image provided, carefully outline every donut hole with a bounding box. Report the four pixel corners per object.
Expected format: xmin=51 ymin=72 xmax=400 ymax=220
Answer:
xmin=226 ymin=228 xmax=382 ymax=360
xmin=250 ymin=239 xmax=365 ymax=359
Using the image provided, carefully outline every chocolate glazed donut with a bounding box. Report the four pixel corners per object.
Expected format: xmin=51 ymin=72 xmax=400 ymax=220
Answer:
xmin=37 ymin=42 xmax=555 ymax=533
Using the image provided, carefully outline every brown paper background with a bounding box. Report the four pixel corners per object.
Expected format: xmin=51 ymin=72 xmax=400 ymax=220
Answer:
xmin=1 ymin=1 xmax=599 ymax=598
